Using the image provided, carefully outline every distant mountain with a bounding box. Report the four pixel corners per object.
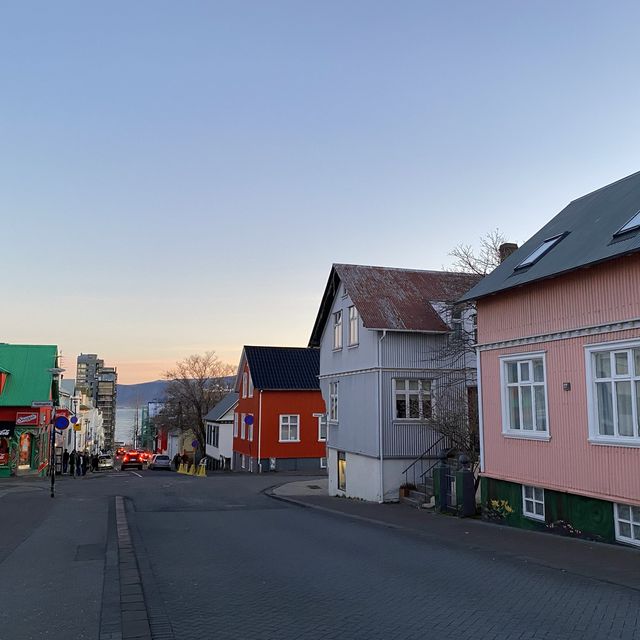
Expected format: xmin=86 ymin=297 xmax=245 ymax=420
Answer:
xmin=116 ymin=377 xmax=235 ymax=408
xmin=117 ymin=381 xmax=168 ymax=407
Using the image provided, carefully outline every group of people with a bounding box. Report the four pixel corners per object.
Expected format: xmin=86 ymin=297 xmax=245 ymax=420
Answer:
xmin=172 ymin=452 xmax=191 ymax=470
xmin=61 ymin=449 xmax=99 ymax=476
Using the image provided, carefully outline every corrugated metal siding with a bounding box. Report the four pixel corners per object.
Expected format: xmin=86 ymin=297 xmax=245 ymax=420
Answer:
xmin=481 ymin=330 xmax=640 ymax=504
xmin=479 ymin=254 xmax=640 ymax=344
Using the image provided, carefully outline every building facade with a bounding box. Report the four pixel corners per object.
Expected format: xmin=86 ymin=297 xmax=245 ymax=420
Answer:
xmin=232 ymin=346 xmax=326 ymax=472
xmin=0 ymin=344 xmax=58 ymax=477
xmin=462 ymin=170 xmax=640 ymax=547
xmin=205 ymin=392 xmax=238 ymax=470
xmin=309 ymin=264 xmax=480 ymax=502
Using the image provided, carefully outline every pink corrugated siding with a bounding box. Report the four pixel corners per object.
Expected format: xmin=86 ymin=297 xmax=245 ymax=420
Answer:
xmin=478 ymin=254 xmax=640 ymax=344
xmin=478 ymin=253 xmax=640 ymax=505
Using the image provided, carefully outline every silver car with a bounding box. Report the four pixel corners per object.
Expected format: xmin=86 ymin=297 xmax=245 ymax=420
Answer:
xmin=98 ymin=455 xmax=114 ymax=470
xmin=149 ymin=454 xmax=172 ymax=470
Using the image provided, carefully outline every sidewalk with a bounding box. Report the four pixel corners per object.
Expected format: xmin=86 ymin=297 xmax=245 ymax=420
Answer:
xmin=269 ymin=478 xmax=640 ymax=592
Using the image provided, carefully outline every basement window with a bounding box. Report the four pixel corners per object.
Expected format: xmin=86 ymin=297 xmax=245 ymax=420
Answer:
xmin=515 ymin=234 xmax=566 ymax=270
xmin=614 ymin=211 xmax=640 ymax=237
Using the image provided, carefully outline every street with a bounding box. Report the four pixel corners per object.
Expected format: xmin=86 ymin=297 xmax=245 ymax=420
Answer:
xmin=1 ymin=471 xmax=639 ymax=640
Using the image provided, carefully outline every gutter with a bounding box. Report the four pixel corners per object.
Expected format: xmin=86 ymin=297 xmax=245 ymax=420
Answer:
xmin=257 ymin=390 xmax=263 ymax=473
xmin=378 ymin=330 xmax=387 ymax=503
xmin=476 ymin=346 xmax=485 ymax=473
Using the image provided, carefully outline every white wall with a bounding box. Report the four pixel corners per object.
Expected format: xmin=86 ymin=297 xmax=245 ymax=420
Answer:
xmin=327 ymin=447 xmax=382 ymax=502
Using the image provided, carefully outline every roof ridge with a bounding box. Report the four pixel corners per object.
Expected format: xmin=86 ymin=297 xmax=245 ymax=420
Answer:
xmin=333 ymin=263 xmax=476 ymax=276
xmin=569 ymin=169 xmax=640 ymax=204
xmin=244 ymin=345 xmax=317 ymax=350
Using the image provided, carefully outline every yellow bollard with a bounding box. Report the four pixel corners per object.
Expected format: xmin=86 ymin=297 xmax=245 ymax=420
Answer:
xmin=197 ymin=464 xmax=206 ymax=478
xmin=178 ymin=463 xmax=185 ymax=474
xmin=188 ymin=463 xmax=196 ymax=476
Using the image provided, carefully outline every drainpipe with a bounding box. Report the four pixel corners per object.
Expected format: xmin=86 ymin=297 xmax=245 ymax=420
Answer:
xmin=378 ymin=330 xmax=387 ymax=503
xmin=257 ymin=390 xmax=263 ymax=473
xmin=476 ymin=346 xmax=485 ymax=473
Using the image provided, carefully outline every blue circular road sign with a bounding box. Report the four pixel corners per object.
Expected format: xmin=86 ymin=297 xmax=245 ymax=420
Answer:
xmin=244 ymin=415 xmax=254 ymax=425
xmin=54 ymin=416 xmax=70 ymax=430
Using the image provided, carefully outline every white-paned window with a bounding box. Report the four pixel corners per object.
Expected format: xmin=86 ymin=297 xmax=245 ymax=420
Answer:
xmin=329 ymin=382 xmax=339 ymax=422
xmin=522 ymin=485 xmax=545 ymax=521
xmin=348 ymin=306 xmax=359 ymax=346
xmin=233 ymin=413 xmax=239 ymax=437
xmin=316 ymin=414 xmax=327 ymax=441
xmin=240 ymin=454 xmax=246 ymax=469
xmin=500 ymin=353 xmax=549 ymax=438
xmin=241 ymin=413 xmax=246 ymax=439
xmin=248 ymin=374 xmax=254 ymax=398
xmin=212 ymin=425 xmax=219 ymax=448
xmin=586 ymin=342 xmax=640 ymax=445
xmin=615 ymin=503 xmax=640 ymax=547
xmin=248 ymin=419 xmax=254 ymax=441
xmin=320 ymin=457 xmax=327 ymax=469
xmin=333 ymin=311 xmax=343 ymax=350
xmin=279 ymin=415 xmax=300 ymax=442
xmin=394 ymin=379 xmax=432 ymax=420
xmin=242 ymin=372 xmax=248 ymax=398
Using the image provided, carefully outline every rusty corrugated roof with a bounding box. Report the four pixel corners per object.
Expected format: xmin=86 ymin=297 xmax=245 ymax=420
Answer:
xmin=309 ymin=264 xmax=481 ymax=346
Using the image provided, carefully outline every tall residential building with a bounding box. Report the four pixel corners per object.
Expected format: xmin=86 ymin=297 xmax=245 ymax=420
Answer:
xmin=76 ymin=354 xmax=117 ymax=452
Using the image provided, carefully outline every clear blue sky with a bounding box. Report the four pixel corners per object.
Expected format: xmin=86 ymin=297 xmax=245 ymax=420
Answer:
xmin=2 ymin=1 xmax=640 ymax=382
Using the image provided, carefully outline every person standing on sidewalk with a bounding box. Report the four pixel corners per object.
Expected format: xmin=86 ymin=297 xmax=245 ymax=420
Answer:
xmin=173 ymin=453 xmax=181 ymax=471
xmin=76 ymin=452 xmax=83 ymax=477
xmin=62 ymin=449 xmax=69 ymax=475
xmin=69 ymin=450 xmax=76 ymax=477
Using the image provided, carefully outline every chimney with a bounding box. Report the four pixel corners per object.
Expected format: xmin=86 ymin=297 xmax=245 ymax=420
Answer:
xmin=499 ymin=242 xmax=518 ymax=263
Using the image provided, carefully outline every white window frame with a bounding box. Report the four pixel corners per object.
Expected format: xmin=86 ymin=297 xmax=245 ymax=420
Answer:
xmin=329 ymin=381 xmax=339 ymax=423
xmin=314 ymin=413 xmax=327 ymax=441
xmin=213 ymin=425 xmax=219 ymax=448
xmin=233 ymin=413 xmax=239 ymax=437
xmin=585 ymin=339 xmax=640 ymax=447
xmin=614 ymin=502 xmax=640 ymax=547
xmin=320 ymin=456 xmax=327 ymax=469
xmin=248 ymin=419 xmax=254 ymax=442
xmin=240 ymin=453 xmax=246 ymax=469
xmin=333 ymin=310 xmax=343 ymax=350
xmin=242 ymin=372 xmax=248 ymax=398
xmin=240 ymin=413 xmax=246 ymax=439
xmin=393 ymin=379 xmax=432 ymax=421
xmin=522 ymin=485 xmax=545 ymax=521
xmin=499 ymin=351 xmax=550 ymax=441
xmin=248 ymin=373 xmax=254 ymax=398
xmin=348 ymin=306 xmax=359 ymax=347
xmin=279 ymin=415 xmax=300 ymax=442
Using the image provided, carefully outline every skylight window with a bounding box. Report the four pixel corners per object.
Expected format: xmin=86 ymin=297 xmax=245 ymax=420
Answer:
xmin=614 ymin=211 xmax=640 ymax=236
xmin=515 ymin=234 xmax=565 ymax=270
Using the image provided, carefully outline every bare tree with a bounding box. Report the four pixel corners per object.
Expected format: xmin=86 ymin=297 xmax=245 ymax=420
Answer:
xmin=449 ymin=228 xmax=506 ymax=276
xmin=161 ymin=352 xmax=235 ymax=459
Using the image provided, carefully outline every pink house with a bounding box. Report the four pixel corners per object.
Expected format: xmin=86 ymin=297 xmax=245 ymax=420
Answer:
xmin=462 ymin=171 xmax=640 ymax=547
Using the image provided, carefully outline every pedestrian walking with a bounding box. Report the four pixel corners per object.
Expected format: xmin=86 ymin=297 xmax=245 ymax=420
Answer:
xmin=92 ymin=454 xmax=98 ymax=472
xmin=81 ymin=452 xmax=88 ymax=476
xmin=69 ymin=450 xmax=76 ymax=477
xmin=173 ymin=453 xmax=181 ymax=471
xmin=62 ymin=449 xmax=69 ymax=475
xmin=76 ymin=452 xmax=83 ymax=477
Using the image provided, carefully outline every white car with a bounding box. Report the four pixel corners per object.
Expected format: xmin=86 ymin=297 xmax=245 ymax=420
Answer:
xmin=98 ymin=455 xmax=114 ymax=470
xmin=149 ymin=454 xmax=172 ymax=470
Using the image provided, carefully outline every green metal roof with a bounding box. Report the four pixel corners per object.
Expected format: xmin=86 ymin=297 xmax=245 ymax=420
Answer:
xmin=0 ymin=344 xmax=58 ymax=406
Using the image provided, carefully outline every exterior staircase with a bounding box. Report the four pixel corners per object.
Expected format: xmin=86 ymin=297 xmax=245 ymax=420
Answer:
xmin=399 ymin=478 xmax=435 ymax=509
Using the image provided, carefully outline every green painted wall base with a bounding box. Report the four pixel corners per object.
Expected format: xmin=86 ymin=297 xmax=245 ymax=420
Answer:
xmin=0 ymin=467 xmax=11 ymax=478
xmin=481 ymin=477 xmax=616 ymax=544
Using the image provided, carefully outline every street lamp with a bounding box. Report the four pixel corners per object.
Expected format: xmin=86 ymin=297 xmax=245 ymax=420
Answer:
xmin=48 ymin=367 xmax=65 ymax=498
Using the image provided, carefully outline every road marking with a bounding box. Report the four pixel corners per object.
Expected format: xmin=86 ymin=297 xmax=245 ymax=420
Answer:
xmin=130 ymin=471 xmax=143 ymax=478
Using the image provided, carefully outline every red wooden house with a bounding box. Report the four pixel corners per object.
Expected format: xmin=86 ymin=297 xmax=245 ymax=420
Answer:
xmin=233 ymin=346 xmax=326 ymax=472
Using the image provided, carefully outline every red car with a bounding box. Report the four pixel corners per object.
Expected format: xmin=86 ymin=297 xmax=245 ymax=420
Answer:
xmin=120 ymin=450 xmax=143 ymax=470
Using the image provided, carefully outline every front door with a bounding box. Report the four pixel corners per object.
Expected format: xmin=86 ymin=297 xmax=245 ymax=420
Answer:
xmin=18 ymin=432 xmax=32 ymax=469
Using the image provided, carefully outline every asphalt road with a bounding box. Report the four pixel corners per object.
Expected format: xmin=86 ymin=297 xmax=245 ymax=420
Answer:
xmin=1 ymin=470 xmax=639 ymax=640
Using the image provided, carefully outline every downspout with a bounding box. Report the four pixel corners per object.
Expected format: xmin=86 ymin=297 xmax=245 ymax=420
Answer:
xmin=257 ymin=390 xmax=263 ymax=473
xmin=476 ymin=346 xmax=485 ymax=473
xmin=378 ymin=330 xmax=387 ymax=503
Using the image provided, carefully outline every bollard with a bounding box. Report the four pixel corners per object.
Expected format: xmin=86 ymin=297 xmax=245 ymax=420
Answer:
xmin=455 ymin=455 xmax=476 ymax=517
xmin=433 ymin=449 xmax=449 ymax=513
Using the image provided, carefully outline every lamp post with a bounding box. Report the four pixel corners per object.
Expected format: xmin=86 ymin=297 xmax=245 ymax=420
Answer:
xmin=48 ymin=367 xmax=65 ymax=498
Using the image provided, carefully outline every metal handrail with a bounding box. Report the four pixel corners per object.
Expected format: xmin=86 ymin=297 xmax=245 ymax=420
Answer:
xmin=401 ymin=435 xmax=446 ymax=488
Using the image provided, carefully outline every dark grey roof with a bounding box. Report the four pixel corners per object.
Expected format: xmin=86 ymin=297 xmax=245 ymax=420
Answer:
xmin=309 ymin=264 xmax=480 ymax=347
xmin=244 ymin=346 xmax=319 ymax=390
xmin=461 ymin=170 xmax=640 ymax=302
xmin=204 ymin=392 xmax=238 ymax=422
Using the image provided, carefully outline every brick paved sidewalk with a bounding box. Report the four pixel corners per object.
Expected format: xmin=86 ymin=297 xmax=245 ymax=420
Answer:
xmin=268 ymin=480 xmax=640 ymax=592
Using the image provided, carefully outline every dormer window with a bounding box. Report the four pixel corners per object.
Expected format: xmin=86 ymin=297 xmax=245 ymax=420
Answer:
xmin=515 ymin=233 xmax=566 ymax=270
xmin=614 ymin=211 xmax=640 ymax=237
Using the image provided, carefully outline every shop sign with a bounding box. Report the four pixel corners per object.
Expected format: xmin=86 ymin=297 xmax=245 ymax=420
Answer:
xmin=16 ymin=412 xmax=39 ymax=426
xmin=0 ymin=421 xmax=15 ymax=437
xmin=0 ymin=453 xmax=8 ymax=466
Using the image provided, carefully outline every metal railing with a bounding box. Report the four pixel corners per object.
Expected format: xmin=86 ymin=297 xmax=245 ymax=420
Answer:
xmin=401 ymin=435 xmax=446 ymax=489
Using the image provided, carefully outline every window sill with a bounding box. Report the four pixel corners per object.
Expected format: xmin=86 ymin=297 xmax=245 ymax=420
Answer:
xmin=588 ymin=437 xmax=640 ymax=448
xmin=279 ymin=440 xmax=301 ymax=444
xmin=332 ymin=348 xmax=343 ymax=353
xmin=347 ymin=343 xmax=359 ymax=349
xmin=502 ymin=431 xmax=550 ymax=442
xmin=615 ymin=534 xmax=640 ymax=548
xmin=523 ymin=512 xmax=546 ymax=522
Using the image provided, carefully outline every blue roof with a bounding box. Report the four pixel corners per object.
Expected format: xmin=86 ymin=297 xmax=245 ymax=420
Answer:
xmin=204 ymin=392 xmax=238 ymax=422
xmin=243 ymin=346 xmax=320 ymax=390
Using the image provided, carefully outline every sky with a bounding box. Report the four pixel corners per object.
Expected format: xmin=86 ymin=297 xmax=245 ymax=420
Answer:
xmin=2 ymin=1 xmax=640 ymax=384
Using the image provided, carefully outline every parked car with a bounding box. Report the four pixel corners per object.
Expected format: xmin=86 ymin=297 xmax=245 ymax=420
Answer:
xmin=148 ymin=454 xmax=171 ymax=470
xmin=98 ymin=455 xmax=114 ymax=470
xmin=120 ymin=450 xmax=143 ymax=470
